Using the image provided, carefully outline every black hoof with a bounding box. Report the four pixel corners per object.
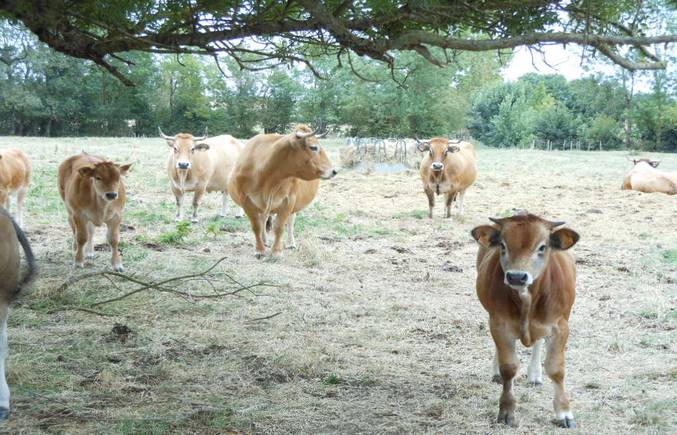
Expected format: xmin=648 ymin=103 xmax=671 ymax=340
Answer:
xmin=555 ymin=417 xmax=577 ymax=429
xmin=0 ymin=407 xmax=9 ymax=420
xmin=497 ymin=411 xmax=516 ymax=427
xmin=528 ymin=380 xmax=543 ymax=387
xmin=491 ymin=375 xmax=502 ymax=384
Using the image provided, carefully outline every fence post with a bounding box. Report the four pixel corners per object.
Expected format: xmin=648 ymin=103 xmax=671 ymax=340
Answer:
xmin=599 ymin=140 xmax=602 ymax=151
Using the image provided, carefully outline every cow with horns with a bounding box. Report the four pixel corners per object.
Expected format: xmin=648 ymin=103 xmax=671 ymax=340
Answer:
xmin=417 ymin=137 xmax=477 ymax=218
xmin=159 ymin=127 xmax=244 ymax=223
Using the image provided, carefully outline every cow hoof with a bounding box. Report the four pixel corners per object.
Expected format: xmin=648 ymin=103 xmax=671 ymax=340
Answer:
xmin=174 ymin=217 xmax=182 ymax=222
xmin=528 ymin=380 xmax=543 ymax=387
xmin=74 ymin=262 xmax=85 ymax=269
xmin=0 ymin=407 xmax=9 ymax=420
xmin=235 ymin=214 xmax=244 ymax=219
xmin=191 ymin=218 xmax=199 ymax=224
xmin=491 ymin=375 xmax=502 ymax=384
xmin=497 ymin=411 xmax=516 ymax=427
xmin=555 ymin=417 xmax=576 ymax=429
xmin=255 ymin=252 xmax=264 ymax=259
xmin=286 ymin=245 xmax=297 ymax=250
xmin=113 ymin=265 xmax=125 ymax=273
xmin=86 ymin=253 xmax=96 ymax=260
xmin=271 ymin=250 xmax=283 ymax=258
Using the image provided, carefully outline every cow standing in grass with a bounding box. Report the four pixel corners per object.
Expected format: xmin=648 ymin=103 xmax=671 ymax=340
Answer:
xmin=228 ymin=124 xmax=337 ymax=257
xmin=0 ymin=148 xmax=31 ymax=227
xmin=418 ymin=138 xmax=476 ymax=218
xmin=622 ymin=159 xmax=677 ymax=195
xmin=160 ymin=128 xmax=244 ymax=223
xmin=471 ymin=213 xmax=579 ymax=429
xmin=58 ymin=153 xmax=131 ymax=272
xmin=0 ymin=207 xmax=36 ymax=419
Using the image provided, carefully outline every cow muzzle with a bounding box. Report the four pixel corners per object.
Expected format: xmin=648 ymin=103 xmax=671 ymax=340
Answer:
xmin=177 ymin=161 xmax=191 ymax=170
xmin=505 ymin=270 xmax=533 ymax=288
xmin=321 ymin=169 xmax=338 ymax=180
xmin=105 ymin=192 xmax=118 ymax=201
xmin=431 ymin=162 xmax=444 ymax=171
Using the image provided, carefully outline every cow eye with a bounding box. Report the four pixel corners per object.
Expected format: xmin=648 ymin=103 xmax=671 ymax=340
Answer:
xmin=429 ymin=149 xmax=433 ymax=156
xmin=95 ymin=176 xmax=102 ymax=181
xmin=537 ymin=244 xmax=546 ymax=254
xmin=500 ymin=241 xmax=507 ymax=252
xmin=309 ymin=145 xmax=319 ymax=153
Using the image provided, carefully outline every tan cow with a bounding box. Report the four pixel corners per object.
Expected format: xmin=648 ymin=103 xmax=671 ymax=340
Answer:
xmin=0 ymin=207 xmax=36 ymax=419
xmin=621 ymin=159 xmax=677 ymax=195
xmin=228 ymin=124 xmax=336 ymax=257
xmin=58 ymin=153 xmax=131 ymax=272
xmin=418 ymin=138 xmax=477 ymax=218
xmin=159 ymin=128 xmax=244 ymax=223
xmin=0 ymin=148 xmax=32 ymax=227
xmin=264 ymin=179 xmax=319 ymax=249
xmin=471 ymin=213 xmax=579 ymax=429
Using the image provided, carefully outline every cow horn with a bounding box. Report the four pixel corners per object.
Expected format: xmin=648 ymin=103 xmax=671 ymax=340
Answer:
xmin=315 ymin=129 xmax=329 ymax=138
xmin=550 ymin=221 xmax=566 ymax=228
xmin=193 ymin=127 xmax=208 ymax=141
xmin=488 ymin=217 xmax=504 ymax=226
xmin=158 ymin=127 xmax=174 ymax=140
xmin=296 ymin=128 xmax=320 ymax=139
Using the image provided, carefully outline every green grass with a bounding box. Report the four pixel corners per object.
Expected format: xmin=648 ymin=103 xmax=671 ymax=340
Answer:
xmin=158 ymin=221 xmax=191 ymax=245
xmin=661 ymin=249 xmax=677 ymax=264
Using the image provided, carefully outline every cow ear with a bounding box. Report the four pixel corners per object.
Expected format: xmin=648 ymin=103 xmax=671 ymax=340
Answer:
xmin=193 ymin=142 xmax=210 ymax=151
xmin=417 ymin=142 xmax=430 ymax=152
xmin=471 ymin=225 xmax=499 ymax=248
xmin=447 ymin=145 xmax=460 ymax=153
xmin=550 ymin=228 xmax=579 ymax=250
xmin=79 ymin=165 xmax=95 ymax=177
xmin=118 ymin=163 xmax=132 ymax=175
xmin=650 ymin=160 xmax=660 ymax=168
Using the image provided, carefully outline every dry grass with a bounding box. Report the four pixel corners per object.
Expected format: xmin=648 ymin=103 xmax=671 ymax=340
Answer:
xmin=0 ymin=136 xmax=675 ymax=434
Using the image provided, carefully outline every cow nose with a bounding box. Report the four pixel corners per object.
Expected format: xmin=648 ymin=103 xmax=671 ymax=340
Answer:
xmin=105 ymin=192 xmax=118 ymax=200
xmin=506 ymin=271 xmax=529 ymax=286
xmin=431 ymin=162 xmax=444 ymax=170
xmin=331 ymin=169 xmax=338 ymax=177
xmin=177 ymin=162 xmax=190 ymax=170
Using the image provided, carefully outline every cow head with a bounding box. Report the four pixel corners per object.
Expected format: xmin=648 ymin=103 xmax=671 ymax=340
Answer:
xmin=159 ymin=127 xmax=208 ymax=171
xmin=287 ymin=124 xmax=337 ymax=180
xmin=79 ymin=161 xmax=132 ymax=201
xmin=471 ymin=213 xmax=579 ymax=292
xmin=417 ymin=137 xmax=460 ymax=172
xmin=633 ymin=158 xmax=660 ymax=168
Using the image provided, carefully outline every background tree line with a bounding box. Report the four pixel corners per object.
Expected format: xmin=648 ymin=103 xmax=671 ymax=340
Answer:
xmin=1 ymin=21 xmax=675 ymax=151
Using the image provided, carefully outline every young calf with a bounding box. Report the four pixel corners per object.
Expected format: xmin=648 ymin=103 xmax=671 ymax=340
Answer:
xmin=0 ymin=207 xmax=36 ymax=419
xmin=471 ymin=213 xmax=579 ymax=429
xmin=58 ymin=154 xmax=131 ymax=272
xmin=0 ymin=148 xmax=32 ymax=227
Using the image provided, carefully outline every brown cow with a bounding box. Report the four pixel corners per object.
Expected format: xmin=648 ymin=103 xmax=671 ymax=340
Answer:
xmin=160 ymin=128 xmax=244 ymax=223
xmin=58 ymin=153 xmax=131 ymax=272
xmin=621 ymin=159 xmax=677 ymax=195
xmin=418 ymin=138 xmax=477 ymax=218
xmin=0 ymin=148 xmax=32 ymax=227
xmin=228 ymin=124 xmax=336 ymax=257
xmin=0 ymin=207 xmax=36 ymax=419
xmin=471 ymin=213 xmax=579 ymax=429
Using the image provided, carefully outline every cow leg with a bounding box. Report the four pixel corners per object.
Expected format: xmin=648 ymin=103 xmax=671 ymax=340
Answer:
xmin=491 ymin=318 xmax=519 ymax=427
xmin=220 ymin=191 xmax=230 ymax=217
xmin=491 ymin=349 xmax=501 ymax=383
xmin=262 ymin=213 xmax=271 ymax=247
xmin=68 ymin=215 xmax=77 ymax=250
xmin=444 ymin=192 xmax=455 ymax=218
xmin=241 ymin=200 xmax=265 ymax=257
xmin=84 ymin=222 xmax=96 ymax=259
xmin=457 ymin=190 xmax=466 ymax=215
xmin=286 ymin=213 xmax=297 ymax=249
xmin=0 ymin=304 xmax=10 ymax=420
xmin=271 ymin=208 xmax=292 ymax=256
xmin=191 ymin=186 xmax=206 ymax=224
xmin=528 ymin=338 xmax=544 ymax=385
xmin=424 ymin=187 xmax=435 ymax=218
xmin=546 ymin=321 xmax=575 ymax=428
xmin=72 ymin=215 xmax=88 ymax=268
xmin=0 ymin=191 xmax=8 ymax=213
xmin=106 ymin=217 xmax=124 ymax=272
xmin=15 ymin=187 xmax=27 ymax=227
xmin=172 ymin=186 xmax=184 ymax=222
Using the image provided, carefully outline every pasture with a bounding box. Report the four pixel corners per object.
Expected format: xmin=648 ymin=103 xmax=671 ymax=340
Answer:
xmin=0 ymin=136 xmax=675 ymax=434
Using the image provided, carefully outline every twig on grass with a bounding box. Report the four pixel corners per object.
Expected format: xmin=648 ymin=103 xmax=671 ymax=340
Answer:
xmin=246 ymin=311 xmax=283 ymax=323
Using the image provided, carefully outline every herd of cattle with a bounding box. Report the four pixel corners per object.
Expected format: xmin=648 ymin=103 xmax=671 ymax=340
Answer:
xmin=0 ymin=125 xmax=675 ymax=427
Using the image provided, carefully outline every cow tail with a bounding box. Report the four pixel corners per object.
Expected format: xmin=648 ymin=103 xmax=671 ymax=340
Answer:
xmin=10 ymin=218 xmax=37 ymax=301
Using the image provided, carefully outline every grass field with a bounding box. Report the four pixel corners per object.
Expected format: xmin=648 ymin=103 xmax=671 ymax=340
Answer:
xmin=0 ymin=136 xmax=675 ymax=434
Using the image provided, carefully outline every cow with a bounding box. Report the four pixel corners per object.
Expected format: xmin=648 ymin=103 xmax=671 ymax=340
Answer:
xmin=471 ymin=213 xmax=580 ymax=429
xmin=621 ymin=158 xmax=677 ymax=195
xmin=159 ymin=128 xmax=245 ymax=223
xmin=263 ymin=179 xmax=319 ymax=249
xmin=228 ymin=124 xmax=337 ymax=257
xmin=58 ymin=153 xmax=132 ymax=272
xmin=417 ymin=138 xmax=477 ymax=218
xmin=0 ymin=207 xmax=36 ymax=420
xmin=0 ymin=148 xmax=32 ymax=227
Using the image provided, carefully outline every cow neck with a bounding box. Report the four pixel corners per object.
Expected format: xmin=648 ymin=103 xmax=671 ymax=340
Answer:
xmin=430 ymin=170 xmax=445 ymax=194
xmin=507 ymin=275 xmax=548 ymax=347
xmin=258 ymin=139 xmax=299 ymax=188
